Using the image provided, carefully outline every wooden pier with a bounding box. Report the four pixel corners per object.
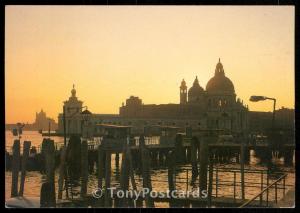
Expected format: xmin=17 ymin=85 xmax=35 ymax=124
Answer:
xmin=6 ymin=125 xmax=295 ymax=208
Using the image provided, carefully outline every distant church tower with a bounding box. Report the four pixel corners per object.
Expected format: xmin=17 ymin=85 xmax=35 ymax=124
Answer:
xmin=180 ymin=79 xmax=187 ymax=104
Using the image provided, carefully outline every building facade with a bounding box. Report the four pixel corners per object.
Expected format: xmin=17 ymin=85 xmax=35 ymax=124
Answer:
xmin=57 ymin=85 xmax=84 ymax=135
xmin=57 ymin=59 xmax=249 ymax=135
xmin=119 ymin=59 xmax=249 ymax=133
xmin=33 ymin=109 xmax=58 ymax=131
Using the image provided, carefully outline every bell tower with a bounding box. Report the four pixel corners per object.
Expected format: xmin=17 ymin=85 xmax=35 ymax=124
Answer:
xmin=180 ymin=79 xmax=187 ymax=104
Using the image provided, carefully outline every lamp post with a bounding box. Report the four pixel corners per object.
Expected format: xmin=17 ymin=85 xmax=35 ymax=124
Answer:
xmin=62 ymin=106 xmax=92 ymax=147
xmin=249 ymin=95 xmax=276 ymax=171
xmin=249 ymin=96 xmax=276 ymax=130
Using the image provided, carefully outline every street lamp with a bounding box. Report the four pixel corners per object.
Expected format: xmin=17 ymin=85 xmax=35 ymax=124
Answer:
xmin=250 ymin=95 xmax=276 ymax=171
xmin=249 ymin=96 xmax=276 ymax=129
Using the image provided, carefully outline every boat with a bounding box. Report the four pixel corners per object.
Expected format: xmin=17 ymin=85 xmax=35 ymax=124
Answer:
xmin=5 ymin=196 xmax=40 ymax=208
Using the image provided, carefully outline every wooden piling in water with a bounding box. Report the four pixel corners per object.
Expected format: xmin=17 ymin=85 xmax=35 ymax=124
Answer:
xmin=88 ymin=150 xmax=95 ymax=174
xmin=190 ymin=137 xmax=198 ymax=185
xmin=158 ymin=150 xmax=164 ymax=166
xmin=244 ymin=146 xmax=250 ymax=164
xmin=185 ymin=147 xmax=190 ymax=163
xmin=207 ymin=153 xmax=213 ymax=207
xmin=40 ymin=182 xmax=55 ymax=207
xmin=104 ymin=150 xmax=112 ymax=207
xmin=41 ymin=139 xmax=56 ymax=207
xmin=66 ymin=135 xmax=81 ymax=182
xmin=167 ymin=150 xmax=176 ymax=207
xmin=284 ymin=149 xmax=294 ymax=166
xmin=11 ymin=140 xmax=20 ymax=198
xmin=199 ymin=136 xmax=208 ymax=197
xmin=81 ymin=140 xmax=88 ymax=198
xmin=115 ymin=153 xmax=120 ymax=168
xmin=240 ymin=135 xmax=245 ymax=200
xmin=96 ymin=144 xmax=105 ymax=207
xmin=97 ymin=145 xmax=104 ymax=189
xmin=127 ymin=144 xmax=137 ymax=191
xmin=19 ymin=141 xmax=31 ymax=196
xmin=120 ymin=141 xmax=130 ymax=207
xmin=58 ymin=147 xmax=67 ymax=200
xmin=139 ymin=135 xmax=154 ymax=207
xmin=174 ymin=134 xmax=183 ymax=164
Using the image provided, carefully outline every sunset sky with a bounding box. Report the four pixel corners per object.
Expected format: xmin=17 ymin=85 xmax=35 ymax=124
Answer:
xmin=5 ymin=6 xmax=294 ymax=124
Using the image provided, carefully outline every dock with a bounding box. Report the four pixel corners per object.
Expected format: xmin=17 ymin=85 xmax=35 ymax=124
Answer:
xmin=6 ymin=125 xmax=295 ymax=208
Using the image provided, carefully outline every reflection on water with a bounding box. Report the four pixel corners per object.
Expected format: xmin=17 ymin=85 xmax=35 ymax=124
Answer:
xmin=5 ymin=131 xmax=295 ymax=207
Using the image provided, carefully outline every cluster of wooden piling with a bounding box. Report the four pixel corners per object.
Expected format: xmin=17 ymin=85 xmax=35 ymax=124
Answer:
xmin=10 ymin=140 xmax=31 ymax=198
xmin=7 ymin=130 xmax=294 ymax=208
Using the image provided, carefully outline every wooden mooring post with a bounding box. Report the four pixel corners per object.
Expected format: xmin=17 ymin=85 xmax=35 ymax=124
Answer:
xmin=167 ymin=150 xmax=176 ymax=207
xmin=174 ymin=134 xmax=184 ymax=163
xmin=139 ymin=135 xmax=154 ymax=207
xmin=115 ymin=153 xmax=120 ymax=168
xmin=81 ymin=140 xmax=88 ymax=198
xmin=96 ymin=144 xmax=105 ymax=207
xmin=104 ymin=150 xmax=112 ymax=207
xmin=41 ymin=139 xmax=56 ymax=207
xmin=58 ymin=147 xmax=67 ymax=200
xmin=199 ymin=136 xmax=208 ymax=198
xmin=11 ymin=140 xmax=20 ymax=197
xmin=190 ymin=137 xmax=198 ymax=185
xmin=207 ymin=153 xmax=213 ymax=207
xmin=240 ymin=135 xmax=245 ymax=200
xmin=19 ymin=141 xmax=31 ymax=196
xmin=119 ymin=140 xmax=130 ymax=207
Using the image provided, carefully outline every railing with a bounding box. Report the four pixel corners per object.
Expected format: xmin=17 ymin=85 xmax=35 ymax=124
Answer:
xmin=147 ymin=166 xmax=290 ymax=204
xmin=5 ymin=142 xmax=65 ymax=154
xmin=134 ymin=136 xmax=160 ymax=146
xmin=5 ymin=138 xmax=101 ymax=154
xmin=239 ymin=173 xmax=288 ymax=207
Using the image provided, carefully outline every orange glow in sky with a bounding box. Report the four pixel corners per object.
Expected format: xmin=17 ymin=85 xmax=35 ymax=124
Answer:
xmin=5 ymin=6 xmax=294 ymax=123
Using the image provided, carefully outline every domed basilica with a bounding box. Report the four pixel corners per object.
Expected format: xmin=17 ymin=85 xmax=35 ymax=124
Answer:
xmin=119 ymin=59 xmax=248 ymax=133
xmin=58 ymin=59 xmax=249 ymax=135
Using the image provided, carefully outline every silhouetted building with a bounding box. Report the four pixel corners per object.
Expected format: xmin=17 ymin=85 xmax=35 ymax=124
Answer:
xmin=57 ymin=59 xmax=293 ymax=136
xmin=57 ymin=85 xmax=84 ymax=135
xmin=119 ymin=59 xmax=249 ymax=133
xmin=248 ymin=107 xmax=294 ymax=133
xmin=33 ymin=109 xmax=58 ymax=131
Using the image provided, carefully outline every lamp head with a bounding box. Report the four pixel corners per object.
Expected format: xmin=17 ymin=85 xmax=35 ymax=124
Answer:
xmin=249 ymin=96 xmax=267 ymax=102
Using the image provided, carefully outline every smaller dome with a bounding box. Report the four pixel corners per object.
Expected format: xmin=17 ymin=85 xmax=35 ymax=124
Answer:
xmin=188 ymin=76 xmax=204 ymax=97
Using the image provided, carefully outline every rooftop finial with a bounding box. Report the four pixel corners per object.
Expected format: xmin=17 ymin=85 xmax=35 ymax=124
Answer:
xmin=71 ymin=84 xmax=76 ymax=97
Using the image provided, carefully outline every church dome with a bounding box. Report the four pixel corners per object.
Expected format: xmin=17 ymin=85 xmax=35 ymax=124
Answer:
xmin=206 ymin=59 xmax=235 ymax=93
xmin=188 ymin=76 xmax=204 ymax=97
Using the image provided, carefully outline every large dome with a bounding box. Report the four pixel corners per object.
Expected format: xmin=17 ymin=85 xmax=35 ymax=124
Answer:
xmin=206 ymin=59 xmax=235 ymax=93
